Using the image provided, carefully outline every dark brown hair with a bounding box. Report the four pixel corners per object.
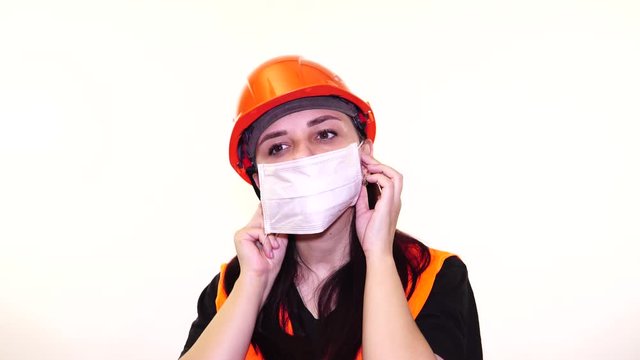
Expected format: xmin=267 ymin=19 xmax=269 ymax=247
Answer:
xmin=222 ymin=216 xmax=430 ymax=360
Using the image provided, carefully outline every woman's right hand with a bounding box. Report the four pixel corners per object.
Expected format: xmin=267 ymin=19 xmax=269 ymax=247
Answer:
xmin=233 ymin=204 xmax=288 ymax=306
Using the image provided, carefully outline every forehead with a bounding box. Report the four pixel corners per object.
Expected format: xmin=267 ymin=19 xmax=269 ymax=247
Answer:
xmin=260 ymin=108 xmax=352 ymax=133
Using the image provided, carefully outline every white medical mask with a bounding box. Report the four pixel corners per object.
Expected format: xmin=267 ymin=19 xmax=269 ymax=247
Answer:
xmin=257 ymin=142 xmax=363 ymax=235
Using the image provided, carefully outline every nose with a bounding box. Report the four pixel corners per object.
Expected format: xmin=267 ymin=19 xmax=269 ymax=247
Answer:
xmin=291 ymin=143 xmax=313 ymax=160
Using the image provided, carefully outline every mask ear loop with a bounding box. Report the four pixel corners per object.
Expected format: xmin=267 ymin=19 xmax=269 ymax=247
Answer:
xmin=357 ymin=140 xmax=366 ymax=186
xmin=246 ymin=166 xmax=261 ymax=199
xmin=357 ymin=140 xmax=382 ymax=210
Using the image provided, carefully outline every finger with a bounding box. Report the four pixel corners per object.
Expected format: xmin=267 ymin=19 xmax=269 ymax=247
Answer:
xmin=365 ymin=173 xmax=394 ymax=200
xmin=276 ymin=233 xmax=288 ymax=248
xmin=368 ymin=172 xmax=403 ymax=207
xmin=241 ymin=227 xmax=273 ymax=259
xmin=363 ymin=163 xmax=401 ymax=180
xmin=354 ymin=184 xmax=371 ymax=214
xmin=253 ymin=235 xmax=264 ymax=252
xmin=365 ymin=164 xmax=403 ymax=203
xmin=261 ymin=233 xmax=274 ymax=259
xmin=235 ymin=226 xmax=262 ymax=245
xmin=360 ymin=152 xmax=381 ymax=165
xmin=270 ymin=233 xmax=280 ymax=249
xmin=271 ymin=234 xmax=289 ymax=261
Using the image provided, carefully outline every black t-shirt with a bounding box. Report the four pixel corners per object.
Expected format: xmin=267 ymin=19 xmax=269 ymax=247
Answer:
xmin=180 ymin=256 xmax=482 ymax=360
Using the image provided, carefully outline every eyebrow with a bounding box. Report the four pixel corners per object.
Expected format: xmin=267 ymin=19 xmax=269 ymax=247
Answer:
xmin=257 ymin=115 xmax=343 ymax=147
xmin=307 ymin=115 xmax=341 ymax=127
xmin=257 ymin=130 xmax=287 ymax=147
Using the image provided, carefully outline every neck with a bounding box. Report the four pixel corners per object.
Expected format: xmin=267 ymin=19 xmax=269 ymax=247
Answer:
xmin=294 ymin=207 xmax=354 ymax=281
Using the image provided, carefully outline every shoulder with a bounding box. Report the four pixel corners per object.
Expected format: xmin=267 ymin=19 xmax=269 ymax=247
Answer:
xmin=431 ymin=255 xmax=469 ymax=293
xmin=197 ymin=258 xmax=239 ymax=313
xmin=397 ymin=233 xmax=460 ymax=279
xmin=421 ymin=248 xmax=473 ymax=306
xmin=416 ymin=252 xmax=483 ymax=359
xmin=180 ymin=272 xmax=221 ymax=357
xmin=401 ymin=236 xmax=465 ymax=284
xmin=214 ymin=257 xmax=241 ymax=299
xmin=181 ymin=258 xmax=243 ymax=358
xmin=196 ymin=272 xmax=221 ymax=314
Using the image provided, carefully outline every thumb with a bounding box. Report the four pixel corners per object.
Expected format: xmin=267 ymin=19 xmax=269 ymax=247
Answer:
xmin=271 ymin=234 xmax=289 ymax=260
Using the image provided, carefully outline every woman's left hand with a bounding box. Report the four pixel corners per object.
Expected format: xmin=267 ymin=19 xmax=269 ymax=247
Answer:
xmin=355 ymin=153 xmax=403 ymax=258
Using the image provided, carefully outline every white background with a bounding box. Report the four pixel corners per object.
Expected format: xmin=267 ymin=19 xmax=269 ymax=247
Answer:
xmin=1 ymin=1 xmax=639 ymax=359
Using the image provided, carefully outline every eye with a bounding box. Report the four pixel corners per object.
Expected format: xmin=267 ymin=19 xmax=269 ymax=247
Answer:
xmin=267 ymin=143 xmax=289 ymax=156
xmin=316 ymin=129 xmax=337 ymax=141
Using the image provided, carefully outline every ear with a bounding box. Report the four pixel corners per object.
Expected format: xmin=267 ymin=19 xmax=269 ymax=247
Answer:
xmin=359 ymin=138 xmax=373 ymax=157
xmin=252 ymin=172 xmax=261 ymax=188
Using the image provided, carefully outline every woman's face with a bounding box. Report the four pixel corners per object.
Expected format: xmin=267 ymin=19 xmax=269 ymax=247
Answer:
xmin=254 ymin=108 xmax=363 ymax=165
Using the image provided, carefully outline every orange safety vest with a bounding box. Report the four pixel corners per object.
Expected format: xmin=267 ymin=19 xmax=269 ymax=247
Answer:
xmin=215 ymin=247 xmax=454 ymax=360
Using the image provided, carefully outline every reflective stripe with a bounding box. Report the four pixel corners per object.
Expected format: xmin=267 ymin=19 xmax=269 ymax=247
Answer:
xmin=215 ymin=248 xmax=454 ymax=360
xmin=215 ymin=263 xmax=228 ymax=311
xmin=408 ymin=248 xmax=454 ymax=318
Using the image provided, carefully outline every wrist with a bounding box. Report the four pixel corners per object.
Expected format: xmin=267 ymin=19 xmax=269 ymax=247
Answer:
xmin=363 ymin=250 xmax=395 ymax=268
xmin=237 ymin=272 xmax=277 ymax=308
xmin=361 ymin=232 xmax=395 ymax=260
xmin=235 ymin=273 xmax=268 ymax=295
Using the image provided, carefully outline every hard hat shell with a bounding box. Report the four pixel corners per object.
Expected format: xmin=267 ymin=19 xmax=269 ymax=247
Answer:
xmin=229 ymin=55 xmax=376 ymax=184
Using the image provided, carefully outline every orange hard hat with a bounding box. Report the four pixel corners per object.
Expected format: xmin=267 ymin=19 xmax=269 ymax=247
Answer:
xmin=228 ymin=55 xmax=377 ymax=184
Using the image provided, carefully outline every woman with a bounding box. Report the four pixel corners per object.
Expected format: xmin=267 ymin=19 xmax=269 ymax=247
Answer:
xmin=180 ymin=56 xmax=482 ymax=360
